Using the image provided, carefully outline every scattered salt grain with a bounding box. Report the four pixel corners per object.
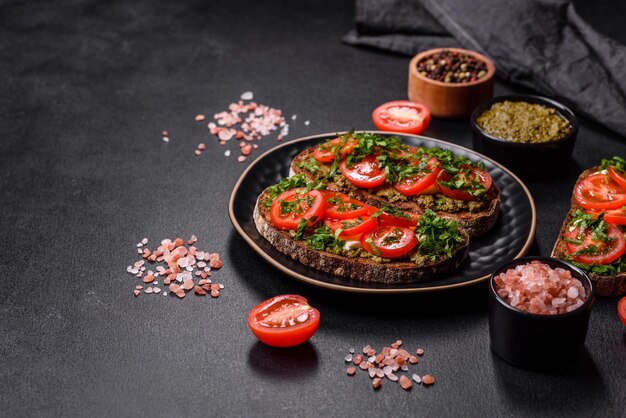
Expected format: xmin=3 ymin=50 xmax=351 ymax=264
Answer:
xmin=304 ymin=120 xmax=310 ymax=126
xmin=126 ymin=236 xmax=224 ymax=302
xmin=422 ymin=375 xmax=435 ymax=386
xmin=343 ymin=340 xmax=437 ymax=392
xmin=225 ymin=150 xmax=231 ymax=157
xmin=202 ymin=97 xmax=289 ymax=161
xmin=195 ymin=114 xmax=206 ymax=122
xmin=399 ymin=375 xmax=413 ymax=390
xmin=344 ymin=354 xmax=353 ymax=363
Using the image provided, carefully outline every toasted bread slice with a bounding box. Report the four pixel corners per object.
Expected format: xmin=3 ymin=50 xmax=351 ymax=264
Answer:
xmin=550 ymin=167 xmax=626 ymax=296
xmin=290 ymin=148 xmax=500 ymax=237
xmin=254 ymin=188 xmax=470 ymax=285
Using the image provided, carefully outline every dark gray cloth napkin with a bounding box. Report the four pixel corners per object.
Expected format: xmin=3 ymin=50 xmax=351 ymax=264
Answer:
xmin=344 ymin=0 xmax=626 ymax=137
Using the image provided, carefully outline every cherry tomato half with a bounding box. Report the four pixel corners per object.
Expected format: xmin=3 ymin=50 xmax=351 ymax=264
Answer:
xmin=324 ymin=216 xmax=378 ymax=240
xmin=312 ymin=137 xmax=357 ymax=163
xmin=248 ymin=294 xmax=320 ymax=347
xmin=323 ymin=191 xmax=372 ymax=219
xmin=340 ymin=155 xmax=387 ymax=189
xmin=376 ymin=210 xmax=421 ymax=229
xmin=372 ymin=100 xmax=431 ymax=135
xmin=574 ymin=174 xmax=626 ymax=210
xmin=585 ymin=207 xmax=626 ymax=225
xmin=361 ymin=226 xmax=417 ymax=259
xmin=437 ymin=167 xmax=492 ymax=201
xmin=394 ymin=156 xmax=442 ymax=196
xmin=269 ymin=189 xmax=326 ymax=230
xmin=618 ymin=297 xmax=626 ymax=326
xmin=608 ymin=166 xmax=626 ymax=189
xmin=566 ymin=223 xmax=626 ymax=265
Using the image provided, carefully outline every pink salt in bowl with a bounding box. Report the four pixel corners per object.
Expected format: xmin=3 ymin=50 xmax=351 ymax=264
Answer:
xmin=488 ymin=256 xmax=594 ymax=370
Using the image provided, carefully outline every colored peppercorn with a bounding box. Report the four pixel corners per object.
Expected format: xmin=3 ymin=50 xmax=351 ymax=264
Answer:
xmin=417 ymin=49 xmax=488 ymax=83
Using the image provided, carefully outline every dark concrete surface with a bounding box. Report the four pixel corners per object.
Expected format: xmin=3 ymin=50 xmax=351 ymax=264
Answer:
xmin=1 ymin=0 xmax=625 ymax=416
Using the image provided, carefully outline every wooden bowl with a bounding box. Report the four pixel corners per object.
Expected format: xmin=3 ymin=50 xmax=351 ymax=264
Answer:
xmin=408 ymin=48 xmax=495 ymax=119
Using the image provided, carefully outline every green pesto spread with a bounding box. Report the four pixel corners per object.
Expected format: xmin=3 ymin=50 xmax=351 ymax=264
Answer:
xmin=350 ymin=178 xmax=487 ymax=213
xmin=476 ymin=100 xmax=572 ymax=143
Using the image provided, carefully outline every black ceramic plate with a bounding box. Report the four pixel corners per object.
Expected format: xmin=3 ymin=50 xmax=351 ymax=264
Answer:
xmin=229 ymin=131 xmax=536 ymax=293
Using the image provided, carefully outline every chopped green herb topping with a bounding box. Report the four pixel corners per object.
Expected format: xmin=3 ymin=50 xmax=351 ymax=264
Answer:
xmin=365 ymin=237 xmax=381 ymax=256
xmin=295 ymin=217 xmax=308 ymax=240
xmin=327 ymin=194 xmax=361 ymax=213
xmin=382 ymin=228 xmax=403 ymax=244
xmin=414 ymin=209 xmax=465 ymax=260
xmin=600 ymin=156 xmax=626 ymax=173
xmin=297 ymin=157 xmax=321 ymax=174
xmin=436 ymin=166 xmax=488 ymax=199
xmin=305 ymin=225 xmax=345 ymax=252
xmin=263 ymin=175 xmax=326 ymax=208
xmin=569 ymin=258 xmax=626 ymax=277
xmin=370 ymin=205 xmax=412 ymax=223
xmin=568 ymin=208 xmax=613 ymax=244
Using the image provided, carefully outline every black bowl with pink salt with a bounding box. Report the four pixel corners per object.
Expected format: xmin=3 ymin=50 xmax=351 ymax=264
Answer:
xmin=488 ymin=257 xmax=594 ymax=370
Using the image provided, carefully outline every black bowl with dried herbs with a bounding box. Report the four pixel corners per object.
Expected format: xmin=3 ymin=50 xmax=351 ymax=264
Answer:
xmin=471 ymin=95 xmax=578 ymax=180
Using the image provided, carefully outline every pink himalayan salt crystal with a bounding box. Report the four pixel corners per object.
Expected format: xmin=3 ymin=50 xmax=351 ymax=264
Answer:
xmin=494 ymin=261 xmax=587 ymax=315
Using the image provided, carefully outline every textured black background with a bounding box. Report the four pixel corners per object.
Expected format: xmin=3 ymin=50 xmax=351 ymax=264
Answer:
xmin=1 ymin=0 xmax=625 ymax=416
